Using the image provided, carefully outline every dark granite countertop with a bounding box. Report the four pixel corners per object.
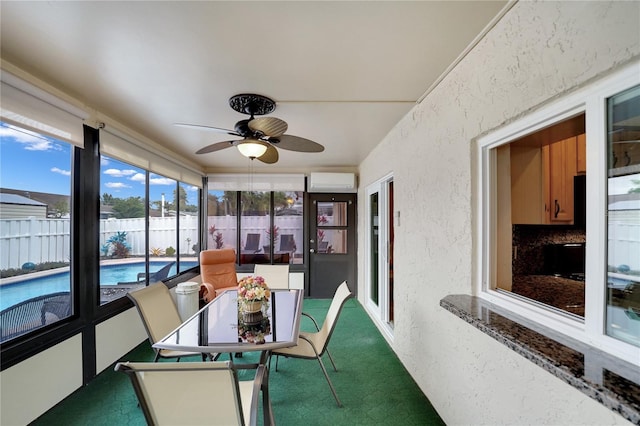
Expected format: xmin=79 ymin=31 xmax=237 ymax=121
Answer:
xmin=512 ymin=274 xmax=585 ymax=317
xmin=440 ymin=294 xmax=640 ymax=425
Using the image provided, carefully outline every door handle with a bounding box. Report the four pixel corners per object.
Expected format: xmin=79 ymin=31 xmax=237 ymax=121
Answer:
xmin=310 ymin=249 xmax=315 ymax=253
xmin=554 ymin=200 xmax=560 ymax=218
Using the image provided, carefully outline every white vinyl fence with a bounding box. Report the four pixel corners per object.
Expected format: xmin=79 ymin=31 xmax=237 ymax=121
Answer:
xmin=608 ymin=219 xmax=640 ymax=271
xmin=205 ymin=215 xmax=303 ymax=256
xmin=1 ymin=215 xmax=303 ymax=270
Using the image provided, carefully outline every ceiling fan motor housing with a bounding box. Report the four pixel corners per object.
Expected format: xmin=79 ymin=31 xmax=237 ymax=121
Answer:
xmin=234 ymin=119 xmax=252 ymax=136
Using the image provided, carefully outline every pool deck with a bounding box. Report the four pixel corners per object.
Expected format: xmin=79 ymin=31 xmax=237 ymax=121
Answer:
xmin=0 ymin=257 xmax=198 ymax=286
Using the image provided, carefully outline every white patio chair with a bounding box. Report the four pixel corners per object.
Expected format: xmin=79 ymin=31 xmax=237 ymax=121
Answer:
xmin=271 ymin=281 xmax=352 ymax=407
xmin=127 ymin=282 xmax=206 ymax=362
xmin=115 ymin=361 xmax=263 ymax=426
xmin=253 ymin=264 xmax=290 ymax=289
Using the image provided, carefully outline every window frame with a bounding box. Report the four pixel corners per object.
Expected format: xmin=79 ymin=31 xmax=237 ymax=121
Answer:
xmin=98 ymin=153 xmax=201 ymax=304
xmin=365 ymin=173 xmax=395 ymax=339
xmin=205 ymin=187 xmax=307 ymax=272
xmin=475 ymin=61 xmax=640 ymax=365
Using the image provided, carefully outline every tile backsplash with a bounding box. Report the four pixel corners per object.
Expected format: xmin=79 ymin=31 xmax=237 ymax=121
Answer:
xmin=512 ymin=225 xmax=586 ymax=275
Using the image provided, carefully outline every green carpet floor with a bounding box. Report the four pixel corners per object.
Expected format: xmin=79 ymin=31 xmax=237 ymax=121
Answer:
xmin=31 ymin=298 xmax=444 ymax=425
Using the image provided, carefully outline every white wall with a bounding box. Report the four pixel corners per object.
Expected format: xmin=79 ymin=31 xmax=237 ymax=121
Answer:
xmin=0 ymin=311 xmax=148 ymax=425
xmin=357 ymin=1 xmax=639 ymax=425
xmin=95 ymin=307 xmax=147 ymax=373
xmin=0 ymin=335 xmax=83 ymax=425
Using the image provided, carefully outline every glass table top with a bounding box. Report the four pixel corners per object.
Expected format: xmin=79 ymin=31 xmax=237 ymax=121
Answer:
xmin=154 ymin=289 xmax=303 ymax=354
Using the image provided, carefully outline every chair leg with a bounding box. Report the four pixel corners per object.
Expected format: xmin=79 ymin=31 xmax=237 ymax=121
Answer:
xmin=325 ymin=348 xmax=338 ymax=372
xmin=314 ymin=353 xmax=342 ymax=407
xmin=300 ymin=335 xmax=342 ymax=407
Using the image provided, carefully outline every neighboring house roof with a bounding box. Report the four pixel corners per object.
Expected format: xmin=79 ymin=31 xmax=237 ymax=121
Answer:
xmin=0 ymin=193 xmax=46 ymax=206
xmin=0 ymin=188 xmax=68 ymax=208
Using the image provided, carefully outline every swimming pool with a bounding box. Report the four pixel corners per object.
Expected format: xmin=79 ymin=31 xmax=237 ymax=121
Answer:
xmin=0 ymin=261 xmax=197 ymax=310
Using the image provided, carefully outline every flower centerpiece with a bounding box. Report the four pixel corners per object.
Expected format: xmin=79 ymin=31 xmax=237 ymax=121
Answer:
xmin=237 ymin=275 xmax=271 ymax=343
xmin=238 ymin=275 xmax=270 ymax=313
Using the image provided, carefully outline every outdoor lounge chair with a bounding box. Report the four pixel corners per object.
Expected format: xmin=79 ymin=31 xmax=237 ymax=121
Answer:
xmin=271 ymin=281 xmax=352 ymax=407
xmin=135 ymin=261 xmax=176 ymax=283
xmin=115 ymin=361 xmax=263 ymax=426
xmin=0 ymin=291 xmax=71 ymax=342
xmin=278 ymin=234 xmax=296 ymax=253
xmin=242 ymin=233 xmax=261 ymax=253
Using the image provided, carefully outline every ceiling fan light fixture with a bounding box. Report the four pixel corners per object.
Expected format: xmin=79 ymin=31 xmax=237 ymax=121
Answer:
xmin=237 ymin=140 xmax=268 ymax=158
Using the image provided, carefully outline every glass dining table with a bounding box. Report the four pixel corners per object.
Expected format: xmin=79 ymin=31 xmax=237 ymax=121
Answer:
xmin=153 ymin=288 xmax=304 ymax=425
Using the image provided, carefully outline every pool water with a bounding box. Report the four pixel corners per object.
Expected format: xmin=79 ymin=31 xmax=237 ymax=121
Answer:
xmin=0 ymin=261 xmax=197 ymax=310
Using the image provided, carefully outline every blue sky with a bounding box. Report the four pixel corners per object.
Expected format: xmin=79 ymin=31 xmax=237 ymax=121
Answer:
xmin=1 ymin=123 xmax=198 ymax=205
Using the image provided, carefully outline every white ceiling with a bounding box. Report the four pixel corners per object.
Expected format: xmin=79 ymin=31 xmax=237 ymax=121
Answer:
xmin=1 ymin=1 xmax=509 ymax=173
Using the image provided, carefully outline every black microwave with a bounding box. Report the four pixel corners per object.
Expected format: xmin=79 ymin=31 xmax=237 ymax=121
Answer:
xmin=543 ymin=242 xmax=586 ymax=277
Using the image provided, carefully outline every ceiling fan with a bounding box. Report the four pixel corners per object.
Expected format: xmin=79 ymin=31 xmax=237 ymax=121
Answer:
xmin=176 ymin=94 xmax=324 ymax=164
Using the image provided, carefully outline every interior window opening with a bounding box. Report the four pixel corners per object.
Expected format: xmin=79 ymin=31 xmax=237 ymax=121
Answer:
xmin=495 ymin=113 xmax=587 ymax=318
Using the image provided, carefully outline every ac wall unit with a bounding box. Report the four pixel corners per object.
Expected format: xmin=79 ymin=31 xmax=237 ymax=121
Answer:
xmin=308 ymin=172 xmax=357 ymax=193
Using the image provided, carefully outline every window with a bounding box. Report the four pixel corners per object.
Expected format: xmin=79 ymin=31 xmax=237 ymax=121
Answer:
xmin=477 ymin=63 xmax=640 ymax=363
xmin=206 ymin=190 xmax=304 ymax=266
xmin=365 ymin=174 xmax=395 ymax=336
xmin=98 ymin=153 xmax=201 ymax=304
xmin=207 ymin=190 xmax=238 ymax=253
xmin=178 ymin=182 xmax=200 ymax=273
xmin=207 ymin=174 xmax=305 ymax=267
xmin=0 ymin=122 xmax=74 ymax=341
xmin=606 ymin=85 xmax=640 ymax=347
xmin=495 ymin=113 xmax=586 ymax=318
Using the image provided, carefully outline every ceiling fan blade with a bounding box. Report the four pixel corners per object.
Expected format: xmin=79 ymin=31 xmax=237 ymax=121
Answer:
xmin=270 ymin=135 xmax=324 ymax=153
xmin=248 ymin=117 xmax=288 ymax=138
xmin=256 ymin=145 xmax=279 ymax=164
xmin=175 ymin=123 xmax=241 ymax=137
xmin=195 ymin=140 xmax=237 ymax=154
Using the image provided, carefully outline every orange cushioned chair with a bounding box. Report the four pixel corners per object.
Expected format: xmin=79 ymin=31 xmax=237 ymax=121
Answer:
xmin=200 ymin=248 xmax=239 ymax=302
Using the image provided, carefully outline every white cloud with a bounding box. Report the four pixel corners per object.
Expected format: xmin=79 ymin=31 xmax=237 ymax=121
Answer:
xmin=130 ymin=173 xmax=146 ymax=183
xmin=0 ymin=125 xmax=62 ymax=151
xmin=105 ymin=182 xmax=131 ymax=189
xmin=51 ymin=167 xmax=71 ymax=176
xmin=103 ymin=168 xmax=137 ymax=177
xmin=150 ymin=177 xmax=175 ymax=186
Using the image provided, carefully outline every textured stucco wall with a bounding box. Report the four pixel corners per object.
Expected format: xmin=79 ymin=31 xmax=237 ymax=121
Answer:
xmin=357 ymin=1 xmax=639 ymax=425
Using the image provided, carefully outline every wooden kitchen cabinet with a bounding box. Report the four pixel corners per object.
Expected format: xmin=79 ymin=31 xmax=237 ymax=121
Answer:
xmin=544 ymin=136 xmax=577 ymax=223
xmin=576 ymin=133 xmax=586 ymax=174
xmin=511 ymin=145 xmax=547 ymax=224
xmin=511 ymin=134 xmax=583 ymax=225
xmin=510 ymin=115 xmax=585 ymax=225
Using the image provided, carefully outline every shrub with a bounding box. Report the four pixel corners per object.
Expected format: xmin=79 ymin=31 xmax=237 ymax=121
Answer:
xmin=150 ymin=247 xmax=164 ymax=256
xmin=1 ymin=261 xmax=70 ymax=279
xmin=107 ymin=231 xmax=131 ymax=258
xmin=165 ymin=246 xmax=176 ymax=256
